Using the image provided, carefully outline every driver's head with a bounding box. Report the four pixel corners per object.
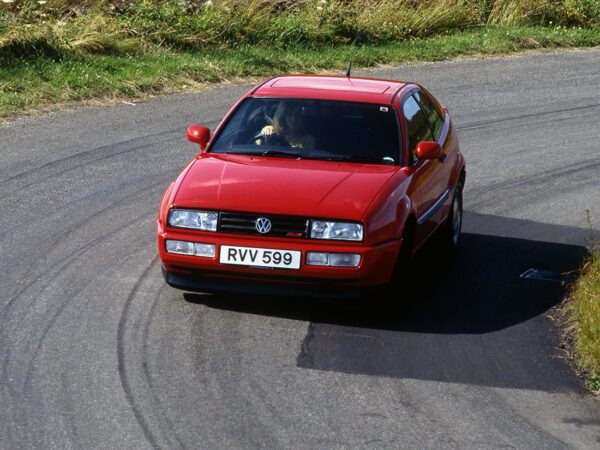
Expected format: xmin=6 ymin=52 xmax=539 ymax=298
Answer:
xmin=273 ymin=102 xmax=304 ymax=134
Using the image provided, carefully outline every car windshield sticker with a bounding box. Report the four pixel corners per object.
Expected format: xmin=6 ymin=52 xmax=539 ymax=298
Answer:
xmin=380 ymin=106 xmax=389 ymax=112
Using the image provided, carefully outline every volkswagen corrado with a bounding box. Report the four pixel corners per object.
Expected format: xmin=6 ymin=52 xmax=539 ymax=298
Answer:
xmin=157 ymin=75 xmax=465 ymax=298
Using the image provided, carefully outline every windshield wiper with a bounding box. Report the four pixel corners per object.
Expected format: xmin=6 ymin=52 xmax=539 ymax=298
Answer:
xmin=325 ymin=155 xmax=393 ymax=164
xmin=259 ymin=149 xmax=302 ymax=158
xmin=222 ymin=149 xmax=302 ymax=158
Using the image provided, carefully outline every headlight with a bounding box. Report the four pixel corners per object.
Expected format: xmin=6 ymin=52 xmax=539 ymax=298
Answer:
xmin=168 ymin=209 xmax=218 ymax=231
xmin=310 ymin=220 xmax=363 ymax=241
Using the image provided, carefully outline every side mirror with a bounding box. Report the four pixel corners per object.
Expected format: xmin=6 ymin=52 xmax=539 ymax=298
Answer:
xmin=415 ymin=141 xmax=442 ymax=160
xmin=187 ymin=125 xmax=211 ymax=151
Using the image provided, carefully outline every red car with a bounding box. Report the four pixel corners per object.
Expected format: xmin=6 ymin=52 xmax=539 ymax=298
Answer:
xmin=157 ymin=75 xmax=465 ymax=298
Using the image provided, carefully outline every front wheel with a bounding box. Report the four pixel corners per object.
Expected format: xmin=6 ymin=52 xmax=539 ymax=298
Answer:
xmin=445 ymin=183 xmax=463 ymax=250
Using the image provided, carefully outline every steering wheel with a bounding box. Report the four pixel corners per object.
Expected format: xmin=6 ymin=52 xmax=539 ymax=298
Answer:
xmin=250 ymin=132 xmax=289 ymax=147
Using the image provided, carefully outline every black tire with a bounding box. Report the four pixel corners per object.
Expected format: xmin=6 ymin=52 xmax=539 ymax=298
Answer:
xmin=444 ymin=183 xmax=463 ymax=250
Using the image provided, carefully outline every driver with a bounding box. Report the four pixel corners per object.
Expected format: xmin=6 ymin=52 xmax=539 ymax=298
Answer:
xmin=256 ymin=102 xmax=316 ymax=149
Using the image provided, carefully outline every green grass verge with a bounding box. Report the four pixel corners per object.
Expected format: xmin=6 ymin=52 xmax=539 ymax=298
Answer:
xmin=566 ymin=249 xmax=600 ymax=394
xmin=2 ymin=25 xmax=600 ymax=120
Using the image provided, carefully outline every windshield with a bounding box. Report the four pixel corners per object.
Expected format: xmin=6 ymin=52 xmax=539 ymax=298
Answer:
xmin=210 ymin=97 xmax=402 ymax=165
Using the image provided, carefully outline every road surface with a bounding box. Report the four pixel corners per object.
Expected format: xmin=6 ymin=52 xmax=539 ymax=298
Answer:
xmin=1 ymin=48 xmax=599 ymax=448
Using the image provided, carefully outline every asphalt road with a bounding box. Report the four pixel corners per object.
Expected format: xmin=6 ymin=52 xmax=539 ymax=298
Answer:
xmin=1 ymin=48 xmax=600 ymax=449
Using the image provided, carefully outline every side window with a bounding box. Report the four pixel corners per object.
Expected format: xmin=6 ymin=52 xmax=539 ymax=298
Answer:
xmin=413 ymin=90 xmax=444 ymax=140
xmin=402 ymin=94 xmax=433 ymax=164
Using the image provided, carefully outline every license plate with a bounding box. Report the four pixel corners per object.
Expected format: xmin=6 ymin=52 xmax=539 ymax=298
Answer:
xmin=219 ymin=245 xmax=301 ymax=269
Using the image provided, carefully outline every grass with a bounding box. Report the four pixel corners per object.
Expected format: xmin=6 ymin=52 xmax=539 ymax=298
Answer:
xmin=565 ymin=241 xmax=600 ymax=394
xmin=2 ymin=25 xmax=600 ymax=120
xmin=1 ymin=0 xmax=600 ymax=118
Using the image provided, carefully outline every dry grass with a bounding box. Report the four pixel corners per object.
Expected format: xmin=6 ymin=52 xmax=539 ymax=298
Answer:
xmin=2 ymin=0 xmax=599 ymax=63
xmin=486 ymin=0 xmax=600 ymax=26
xmin=565 ymin=243 xmax=600 ymax=393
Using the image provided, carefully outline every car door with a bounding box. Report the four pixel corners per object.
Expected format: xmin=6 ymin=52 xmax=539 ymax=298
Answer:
xmin=401 ymin=91 xmax=447 ymax=244
xmin=413 ymin=89 xmax=454 ymax=204
xmin=413 ymin=90 xmax=459 ymax=226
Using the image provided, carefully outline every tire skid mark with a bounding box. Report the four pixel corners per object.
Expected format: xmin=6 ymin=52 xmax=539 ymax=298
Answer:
xmin=388 ymin=381 xmax=453 ymax=445
xmin=0 ymin=214 xmax=157 ymax=447
xmin=1 ymin=171 xmax=173 ymax=238
xmin=466 ymin=134 xmax=597 ymax=159
xmin=458 ymin=112 xmax=597 ymax=135
xmin=456 ymin=102 xmax=600 ymax=132
xmin=18 ymin=246 xmax=144 ymax=447
xmin=0 ymin=183 xmax=163 ymax=413
xmin=60 ymin=370 xmax=82 ymax=449
xmin=0 ymin=175 xmax=163 ymax=321
xmin=1 ymin=180 xmax=167 ymax=308
xmin=466 ymin=157 xmax=600 ymax=207
xmin=21 ymin=213 xmax=156 ymax=404
xmin=1 ymin=213 xmax=155 ymax=414
xmin=452 ymin=384 xmax=567 ymax=448
xmin=0 ymin=142 xmax=176 ymax=204
xmin=1 ymin=241 xmax=109 ymax=401
xmin=0 ymin=128 xmax=179 ymax=189
xmin=117 ymin=256 xmax=162 ymax=450
xmin=141 ymin=283 xmax=187 ymax=450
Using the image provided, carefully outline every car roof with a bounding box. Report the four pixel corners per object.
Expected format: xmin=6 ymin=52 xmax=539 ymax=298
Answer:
xmin=252 ymin=75 xmax=408 ymax=105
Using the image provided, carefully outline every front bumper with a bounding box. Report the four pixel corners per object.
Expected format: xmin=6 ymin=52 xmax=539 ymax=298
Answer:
xmin=158 ymin=221 xmax=402 ymax=296
xmin=162 ymin=268 xmax=385 ymax=299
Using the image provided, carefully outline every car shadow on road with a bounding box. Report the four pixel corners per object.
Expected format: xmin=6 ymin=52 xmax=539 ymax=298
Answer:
xmin=184 ymin=212 xmax=591 ymax=390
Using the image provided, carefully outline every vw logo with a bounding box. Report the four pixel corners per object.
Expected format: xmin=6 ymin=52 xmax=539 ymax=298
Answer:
xmin=255 ymin=217 xmax=272 ymax=234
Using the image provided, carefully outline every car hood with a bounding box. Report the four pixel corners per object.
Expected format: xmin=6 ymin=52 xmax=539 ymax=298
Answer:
xmin=172 ymin=154 xmax=400 ymax=220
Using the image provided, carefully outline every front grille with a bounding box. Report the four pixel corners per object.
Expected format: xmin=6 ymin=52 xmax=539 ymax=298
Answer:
xmin=219 ymin=212 xmax=309 ymax=238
